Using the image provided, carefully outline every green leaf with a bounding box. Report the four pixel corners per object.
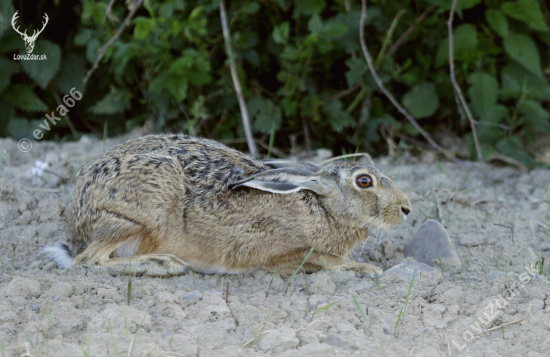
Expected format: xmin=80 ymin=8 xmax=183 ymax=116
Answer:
xmin=6 ymin=118 xmax=38 ymax=140
xmin=496 ymin=136 xmax=538 ymax=166
xmin=273 ymin=22 xmax=290 ymax=44
xmin=88 ymin=88 xmax=131 ymax=115
xmin=74 ymin=29 xmax=92 ymax=46
xmin=435 ymin=24 xmax=478 ymax=67
xmin=293 ymin=0 xmax=325 ymax=18
xmin=402 ymin=82 xmax=439 ymax=119
xmin=322 ymin=21 xmax=348 ymax=39
xmin=467 ymin=72 xmax=498 ymax=120
xmin=519 ymin=100 xmax=550 ymax=134
xmin=20 ymin=40 xmax=62 ymax=88
xmin=308 ymin=15 xmax=323 ymax=34
xmin=53 ymin=54 xmax=87 ymax=95
xmin=460 ymin=0 xmax=481 ymax=9
xmin=248 ymin=96 xmax=282 ymax=134
xmin=485 ymin=9 xmax=508 ymax=37
xmin=501 ymin=0 xmax=547 ymax=32
xmin=322 ymin=100 xmax=355 ymax=132
xmin=503 ymin=32 xmax=543 ymax=79
xmin=500 ymin=62 xmax=550 ymax=100
xmin=1 ymin=85 xmax=47 ymax=112
xmin=0 ymin=1 xmax=15 ymax=39
xmin=0 ymin=58 xmax=20 ymax=93
xmin=86 ymin=38 xmax=100 ymax=63
xmin=133 ymin=17 xmax=155 ymax=39
xmin=82 ymin=0 xmax=108 ymax=25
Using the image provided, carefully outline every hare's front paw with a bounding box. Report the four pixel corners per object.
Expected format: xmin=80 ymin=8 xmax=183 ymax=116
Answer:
xmin=342 ymin=261 xmax=382 ymax=278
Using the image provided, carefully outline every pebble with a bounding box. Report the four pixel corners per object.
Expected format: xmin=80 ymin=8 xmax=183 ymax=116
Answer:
xmin=382 ymin=261 xmax=436 ymax=282
xmin=322 ymin=334 xmax=345 ymax=348
xmin=404 ymin=219 xmax=462 ymax=272
xmin=30 ymin=303 xmax=39 ymax=311
xmin=53 ymin=296 xmax=60 ymax=302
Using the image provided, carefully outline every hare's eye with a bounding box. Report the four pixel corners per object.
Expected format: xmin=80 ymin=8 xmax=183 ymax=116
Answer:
xmin=355 ymin=175 xmax=373 ymax=188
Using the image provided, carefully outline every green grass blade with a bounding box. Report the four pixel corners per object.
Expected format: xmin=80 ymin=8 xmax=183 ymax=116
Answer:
xmin=352 ymin=295 xmax=369 ymax=327
xmin=312 ymin=301 xmax=340 ymax=317
xmin=285 ymin=245 xmax=315 ymax=293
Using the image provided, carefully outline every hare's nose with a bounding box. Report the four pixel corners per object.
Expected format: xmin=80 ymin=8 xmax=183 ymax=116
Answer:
xmin=401 ymin=206 xmax=410 ymax=215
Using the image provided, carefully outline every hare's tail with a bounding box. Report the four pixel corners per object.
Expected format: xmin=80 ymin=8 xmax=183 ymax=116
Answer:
xmin=43 ymin=242 xmax=74 ymax=268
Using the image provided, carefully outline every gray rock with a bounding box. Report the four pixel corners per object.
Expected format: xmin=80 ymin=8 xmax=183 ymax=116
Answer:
xmin=52 ymin=296 xmax=60 ymax=302
xmin=382 ymin=261 xmax=436 ymax=281
xmin=177 ymin=290 xmax=202 ymax=308
xmin=405 ymin=219 xmax=461 ymax=272
xmin=30 ymin=303 xmax=39 ymax=311
xmin=323 ymin=334 xmax=344 ymax=347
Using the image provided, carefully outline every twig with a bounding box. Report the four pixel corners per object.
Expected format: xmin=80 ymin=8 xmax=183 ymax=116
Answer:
xmin=493 ymin=223 xmax=514 ymax=243
xmin=219 ymin=0 xmax=258 ymax=158
xmin=484 ymin=305 xmax=531 ymax=332
xmin=386 ymin=6 xmax=436 ymax=57
xmin=448 ymin=0 xmax=483 ymax=162
xmin=83 ymin=0 xmax=144 ymax=85
xmin=359 ymin=0 xmax=449 ymax=158
xmin=103 ymin=0 xmax=119 ymax=23
xmin=323 ymin=84 xmax=361 ymax=103
xmin=320 ymin=153 xmax=375 ymax=166
xmin=359 ymin=0 xmax=496 ymax=180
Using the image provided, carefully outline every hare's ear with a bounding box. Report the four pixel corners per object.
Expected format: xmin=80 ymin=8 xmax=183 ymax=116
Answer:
xmin=229 ymin=168 xmax=334 ymax=195
xmin=262 ymin=159 xmax=321 ymax=172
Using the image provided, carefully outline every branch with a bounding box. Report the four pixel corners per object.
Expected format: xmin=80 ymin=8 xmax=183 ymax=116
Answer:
xmin=220 ymin=0 xmax=258 ymax=158
xmin=386 ymin=6 xmax=436 ymax=57
xmin=83 ymin=0 xmax=144 ymax=85
xmin=359 ymin=0 xmax=496 ymax=179
xmin=448 ymin=0 xmax=483 ymax=162
xmin=359 ymin=0 xmax=448 ymax=157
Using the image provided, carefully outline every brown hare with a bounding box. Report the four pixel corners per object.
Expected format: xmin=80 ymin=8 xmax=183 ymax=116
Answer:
xmin=46 ymin=134 xmax=410 ymax=277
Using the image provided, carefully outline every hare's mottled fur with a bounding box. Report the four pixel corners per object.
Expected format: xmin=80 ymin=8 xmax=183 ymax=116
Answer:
xmin=52 ymin=134 xmax=410 ymax=277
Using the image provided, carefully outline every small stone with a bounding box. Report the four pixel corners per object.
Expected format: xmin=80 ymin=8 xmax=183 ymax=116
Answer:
xmin=322 ymin=334 xmax=344 ymax=348
xmin=52 ymin=296 xmax=60 ymax=302
xmin=30 ymin=303 xmax=39 ymax=311
xmin=177 ymin=290 xmax=202 ymax=307
xmin=382 ymin=261 xmax=436 ymax=282
xmin=405 ymin=219 xmax=461 ymax=272
xmin=162 ymin=331 xmax=173 ymax=338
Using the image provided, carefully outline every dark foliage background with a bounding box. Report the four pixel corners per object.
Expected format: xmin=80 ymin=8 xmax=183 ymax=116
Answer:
xmin=1 ymin=0 xmax=549 ymax=164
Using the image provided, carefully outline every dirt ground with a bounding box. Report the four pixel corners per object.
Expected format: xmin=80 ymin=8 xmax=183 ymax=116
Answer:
xmin=0 ymin=130 xmax=549 ymax=357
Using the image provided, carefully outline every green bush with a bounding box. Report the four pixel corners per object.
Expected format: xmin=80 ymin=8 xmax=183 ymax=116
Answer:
xmin=1 ymin=0 xmax=549 ymax=164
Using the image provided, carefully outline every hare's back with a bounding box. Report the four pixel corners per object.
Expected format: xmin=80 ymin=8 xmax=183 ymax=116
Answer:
xmin=76 ymin=134 xmax=265 ymax=200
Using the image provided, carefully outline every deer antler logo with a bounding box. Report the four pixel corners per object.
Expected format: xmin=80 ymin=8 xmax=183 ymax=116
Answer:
xmin=11 ymin=11 xmax=49 ymax=54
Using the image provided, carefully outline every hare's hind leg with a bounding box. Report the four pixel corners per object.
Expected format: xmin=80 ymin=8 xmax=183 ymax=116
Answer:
xmin=72 ymin=213 xmax=189 ymax=276
xmin=72 ymin=240 xmax=189 ymax=276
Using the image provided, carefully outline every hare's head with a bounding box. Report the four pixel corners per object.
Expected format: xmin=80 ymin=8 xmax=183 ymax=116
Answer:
xmin=230 ymin=160 xmax=410 ymax=231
